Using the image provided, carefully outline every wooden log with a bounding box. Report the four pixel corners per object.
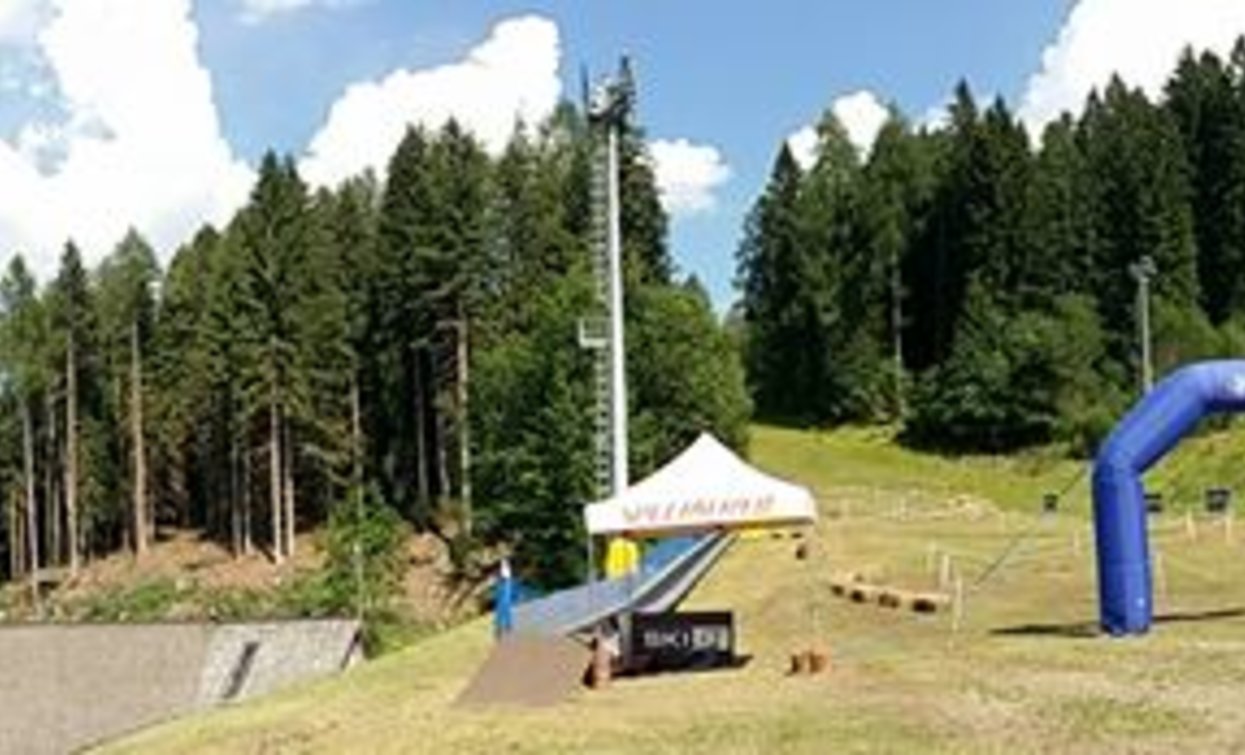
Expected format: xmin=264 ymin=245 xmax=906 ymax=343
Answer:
xmin=807 ymin=649 xmax=829 ymax=674
xmin=877 ymin=590 xmax=902 ymax=609
xmin=848 ymin=584 xmax=879 ymax=603
xmin=909 ymin=591 xmax=952 ymax=614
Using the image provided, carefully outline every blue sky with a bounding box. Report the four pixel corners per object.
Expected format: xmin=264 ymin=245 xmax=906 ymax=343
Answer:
xmin=198 ymin=0 xmax=1070 ymax=308
xmin=4 ymin=0 xmax=1245 ymax=308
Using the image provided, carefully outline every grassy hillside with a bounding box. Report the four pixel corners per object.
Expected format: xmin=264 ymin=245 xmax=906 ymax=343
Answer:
xmin=99 ymin=424 xmax=1245 ymax=754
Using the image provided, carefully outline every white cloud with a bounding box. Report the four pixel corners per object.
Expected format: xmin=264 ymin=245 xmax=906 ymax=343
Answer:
xmin=786 ymin=89 xmax=889 ymax=170
xmin=235 ymin=0 xmax=361 ymax=25
xmin=784 ymin=125 xmax=816 ymax=171
xmin=832 ymin=90 xmax=889 ymax=156
xmin=1020 ymin=0 xmax=1245 ymax=134
xmin=0 ymin=0 xmax=45 ymax=44
xmin=917 ymin=101 xmax=951 ymax=132
xmin=0 ymin=0 xmax=253 ymax=279
xmin=648 ymin=138 xmax=732 ymax=217
xmin=300 ymin=15 xmax=561 ymax=187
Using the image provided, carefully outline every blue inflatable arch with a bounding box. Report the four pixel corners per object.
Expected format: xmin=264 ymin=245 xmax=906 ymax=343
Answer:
xmin=1093 ymin=360 xmax=1245 ymax=635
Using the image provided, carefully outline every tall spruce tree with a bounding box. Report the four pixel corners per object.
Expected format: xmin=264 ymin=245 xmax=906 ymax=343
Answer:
xmin=1082 ymin=77 xmax=1200 ymax=380
xmin=235 ymin=153 xmax=313 ymax=562
xmin=48 ymin=242 xmax=99 ymax=573
xmin=0 ymin=257 xmax=47 ymax=584
xmin=1166 ymin=47 xmax=1245 ymax=324
xmin=96 ymin=230 xmax=159 ymax=556
xmin=737 ymin=144 xmax=806 ymax=420
xmin=377 ymin=126 xmax=438 ymax=524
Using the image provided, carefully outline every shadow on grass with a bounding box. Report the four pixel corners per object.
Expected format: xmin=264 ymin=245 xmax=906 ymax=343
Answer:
xmin=990 ymin=620 xmax=1099 ymax=638
xmin=1155 ymin=606 xmax=1245 ymax=624
xmin=620 ymin=654 xmax=754 ymax=679
xmin=990 ymin=606 xmax=1245 ymax=638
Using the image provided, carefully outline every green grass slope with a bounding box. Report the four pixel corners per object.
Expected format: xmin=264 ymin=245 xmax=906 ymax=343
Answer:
xmin=100 ymin=424 xmax=1245 ymax=754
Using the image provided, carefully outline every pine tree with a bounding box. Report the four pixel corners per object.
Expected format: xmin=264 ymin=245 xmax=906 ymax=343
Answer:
xmin=1081 ymin=77 xmax=1199 ymax=375
xmin=1026 ymin=115 xmax=1099 ymax=305
xmin=428 ymin=121 xmax=492 ymax=533
xmin=628 ymin=282 xmax=751 ymax=476
xmin=1165 ymin=46 xmax=1245 ymax=324
xmin=0 ymin=256 xmax=48 ymax=585
xmin=904 ymin=82 xmax=979 ymax=371
xmin=737 ymin=144 xmax=806 ymax=419
xmin=235 ymin=153 xmax=314 ymax=562
xmin=202 ymin=224 xmax=257 ymax=553
xmin=48 ymin=242 xmax=98 ymax=573
xmin=323 ymin=174 xmax=382 ymax=494
xmin=377 ymin=126 xmax=440 ymax=524
xmin=858 ymin=115 xmax=936 ymax=416
xmin=151 ymin=226 xmax=219 ymax=534
xmin=96 ymin=230 xmax=159 ymax=556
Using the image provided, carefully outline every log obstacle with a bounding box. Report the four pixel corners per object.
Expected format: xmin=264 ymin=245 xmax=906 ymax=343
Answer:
xmin=827 ymin=572 xmax=951 ymax=615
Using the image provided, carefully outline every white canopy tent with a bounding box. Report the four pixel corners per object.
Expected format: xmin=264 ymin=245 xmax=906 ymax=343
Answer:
xmin=584 ymin=433 xmax=817 ymax=536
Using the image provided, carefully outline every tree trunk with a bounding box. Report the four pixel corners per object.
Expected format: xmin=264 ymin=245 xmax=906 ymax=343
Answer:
xmin=430 ymin=345 xmax=449 ymax=503
xmin=7 ymin=488 xmax=19 ymax=579
xmin=269 ymin=397 xmax=284 ymax=563
xmin=412 ymin=344 xmax=429 ymax=520
xmin=22 ymin=400 xmax=39 ymax=575
xmin=350 ymin=373 xmax=363 ymax=489
xmin=282 ymin=416 xmax=295 ymax=560
xmin=890 ymin=247 xmax=905 ymax=417
xmin=130 ymin=323 xmax=148 ymax=557
xmin=456 ymin=316 xmax=471 ymax=536
xmin=242 ymin=445 xmax=253 ymax=556
xmin=229 ymin=433 xmax=241 ymax=557
xmin=65 ymin=337 xmax=80 ymax=575
xmin=45 ymin=390 xmax=60 ymax=567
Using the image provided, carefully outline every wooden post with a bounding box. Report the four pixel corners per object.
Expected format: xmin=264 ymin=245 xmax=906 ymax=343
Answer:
xmin=1226 ymin=512 xmax=1235 ymax=545
xmin=1185 ymin=510 xmax=1197 ymax=542
xmin=590 ymin=629 xmax=612 ymax=689
xmin=938 ymin=553 xmax=952 ymax=592
xmin=952 ymin=570 xmax=965 ymax=634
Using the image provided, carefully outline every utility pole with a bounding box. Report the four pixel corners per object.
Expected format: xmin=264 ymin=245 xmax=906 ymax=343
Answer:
xmin=1130 ymin=255 xmax=1156 ymax=395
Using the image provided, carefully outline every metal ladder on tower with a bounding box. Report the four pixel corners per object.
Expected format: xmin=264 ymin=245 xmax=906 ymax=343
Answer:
xmin=581 ymin=129 xmax=613 ymax=499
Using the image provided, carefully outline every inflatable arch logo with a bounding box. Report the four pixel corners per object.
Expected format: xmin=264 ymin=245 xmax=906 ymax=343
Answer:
xmin=1093 ymin=360 xmax=1245 ymax=635
xmin=1229 ymin=374 xmax=1245 ymax=400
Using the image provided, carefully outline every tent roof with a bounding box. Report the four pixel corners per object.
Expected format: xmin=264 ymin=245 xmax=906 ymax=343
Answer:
xmin=584 ymin=433 xmax=817 ymax=536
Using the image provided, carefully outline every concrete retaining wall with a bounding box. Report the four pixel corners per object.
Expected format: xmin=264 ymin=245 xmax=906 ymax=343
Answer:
xmin=0 ymin=620 xmax=361 ymax=755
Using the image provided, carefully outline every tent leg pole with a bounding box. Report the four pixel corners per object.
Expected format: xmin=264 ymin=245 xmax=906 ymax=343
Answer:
xmin=587 ymin=534 xmax=597 ymax=583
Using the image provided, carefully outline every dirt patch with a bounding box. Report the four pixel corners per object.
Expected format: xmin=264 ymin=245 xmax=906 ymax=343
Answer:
xmin=455 ymin=635 xmax=590 ymax=708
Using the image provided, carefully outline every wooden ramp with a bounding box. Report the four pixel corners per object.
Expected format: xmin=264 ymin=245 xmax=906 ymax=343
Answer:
xmin=455 ymin=636 xmax=589 ymax=708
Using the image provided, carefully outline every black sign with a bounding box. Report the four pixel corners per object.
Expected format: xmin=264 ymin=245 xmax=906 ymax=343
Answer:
xmin=1206 ymin=487 xmax=1232 ymax=514
xmin=627 ymin=611 xmax=734 ymax=672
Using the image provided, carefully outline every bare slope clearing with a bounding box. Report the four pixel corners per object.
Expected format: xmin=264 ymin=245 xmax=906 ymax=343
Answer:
xmin=2 ymin=529 xmax=466 ymax=627
xmin=100 ymin=424 xmax=1245 ymax=754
